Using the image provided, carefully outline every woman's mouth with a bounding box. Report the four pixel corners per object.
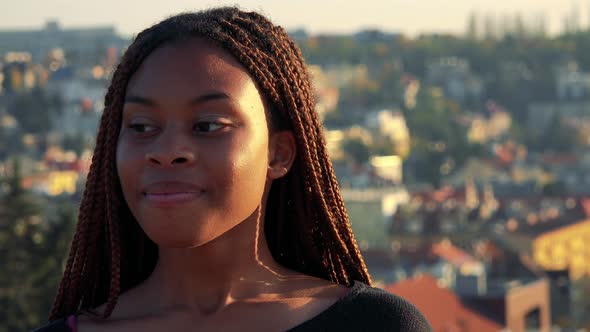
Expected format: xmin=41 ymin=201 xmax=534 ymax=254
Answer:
xmin=143 ymin=191 xmax=205 ymax=205
xmin=141 ymin=181 xmax=206 ymax=206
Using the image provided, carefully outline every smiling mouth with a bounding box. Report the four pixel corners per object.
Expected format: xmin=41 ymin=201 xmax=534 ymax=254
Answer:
xmin=143 ymin=191 xmax=205 ymax=205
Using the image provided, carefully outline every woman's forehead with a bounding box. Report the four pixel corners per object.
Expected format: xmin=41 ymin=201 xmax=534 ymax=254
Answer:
xmin=126 ymin=38 xmax=252 ymax=96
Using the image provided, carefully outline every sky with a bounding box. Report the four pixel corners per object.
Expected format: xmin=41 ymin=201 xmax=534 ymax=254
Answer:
xmin=0 ymin=0 xmax=589 ymax=37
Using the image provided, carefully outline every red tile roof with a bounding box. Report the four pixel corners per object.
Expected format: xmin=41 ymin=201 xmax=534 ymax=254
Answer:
xmin=431 ymin=240 xmax=478 ymax=267
xmin=384 ymin=275 xmax=502 ymax=332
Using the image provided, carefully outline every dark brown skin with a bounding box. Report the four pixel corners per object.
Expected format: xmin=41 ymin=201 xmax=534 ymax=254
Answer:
xmin=78 ymin=38 xmax=348 ymax=331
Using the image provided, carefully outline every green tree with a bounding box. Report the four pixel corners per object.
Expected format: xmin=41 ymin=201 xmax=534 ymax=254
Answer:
xmin=404 ymin=88 xmax=482 ymax=187
xmin=0 ymin=159 xmax=77 ymax=331
xmin=7 ymin=88 xmax=62 ymax=135
xmin=342 ymin=138 xmax=371 ymax=165
xmin=62 ymin=132 xmax=90 ymax=156
xmin=525 ymin=113 xmax=579 ymax=152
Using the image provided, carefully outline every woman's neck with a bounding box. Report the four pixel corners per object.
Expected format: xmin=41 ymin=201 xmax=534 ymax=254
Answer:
xmin=141 ymin=207 xmax=298 ymax=314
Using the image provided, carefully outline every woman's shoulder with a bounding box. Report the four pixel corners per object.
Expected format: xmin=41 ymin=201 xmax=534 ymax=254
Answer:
xmin=289 ymin=280 xmax=432 ymax=332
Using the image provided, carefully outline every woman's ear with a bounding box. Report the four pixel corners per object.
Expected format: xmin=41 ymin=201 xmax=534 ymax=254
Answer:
xmin=267 ymin=130 xmax=296 ymax=180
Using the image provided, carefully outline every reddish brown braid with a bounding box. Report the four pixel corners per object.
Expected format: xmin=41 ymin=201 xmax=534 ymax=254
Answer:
xmin=49 ymin=7 xmax=371 ymax=321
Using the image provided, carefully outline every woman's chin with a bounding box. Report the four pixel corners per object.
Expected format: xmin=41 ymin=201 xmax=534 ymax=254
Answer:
xmin=142 ymin=225 xmax=233 ymax=249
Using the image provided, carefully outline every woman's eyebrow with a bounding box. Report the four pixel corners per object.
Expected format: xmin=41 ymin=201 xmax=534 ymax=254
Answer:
xmin=124 ymin=95 xmax=156 ymax=106
xmin=123 ymin=92 xmax=231 ymax=106
xmin=189 ymin=92 xmax=231 ymax=104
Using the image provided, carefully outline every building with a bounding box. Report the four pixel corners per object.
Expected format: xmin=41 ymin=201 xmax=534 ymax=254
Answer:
xmin=527 ymin=101 xmax=590 ymax=133
xmin=0 ymin=20 xmax=127 ymax=65
xmin=426 ymin=56 xmax=483 ymax=104
xmin=385 ymin=275 xmax=551 ymax=332
xmin=1 ymin=52 xmax=49 ymax=93
xmin=430 ymin=239 xmax=487 ymax=295
xmin=47 ymin=76 xmax=106 ymax=141
xmin=556 ymin=60 xmax=590 ymax=101
xmin=385 ymin=275 xmax=502 ymax=332
xmin=370 ymin=155 xmax=403 ymax=185
xmin=466 ymin=109 xmax=512 ymax=144
xmin=463 ymin=278 xmax=551 ymax=332
xmin=533 ymin=219 xmax=590 ymax=280
xmin=364 ymin=110 xmax=410 ymax=158
xmin=342 ymin=186 xmax=410 ymax=249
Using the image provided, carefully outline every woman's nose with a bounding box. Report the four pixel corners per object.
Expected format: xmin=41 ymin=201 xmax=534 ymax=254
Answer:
xmin=144 ymin=131 xmax=196 ymax=167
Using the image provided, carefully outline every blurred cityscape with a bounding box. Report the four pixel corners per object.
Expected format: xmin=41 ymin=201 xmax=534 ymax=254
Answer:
xmin=3 ymin=8 xmax=590 ymax=332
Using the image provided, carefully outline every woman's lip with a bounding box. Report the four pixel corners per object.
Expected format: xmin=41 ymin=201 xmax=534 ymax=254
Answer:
xmin=143 ymin=191 xmax=204 ymax=205
xmin=141 ymin=180 xmax=204 ymax=194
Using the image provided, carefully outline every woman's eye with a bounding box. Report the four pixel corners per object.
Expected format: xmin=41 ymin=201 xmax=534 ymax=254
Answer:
xmin=129 ymin=123 xmax=157 ymax=133
xmin=194 ymin=122 xmax=227 ymax=133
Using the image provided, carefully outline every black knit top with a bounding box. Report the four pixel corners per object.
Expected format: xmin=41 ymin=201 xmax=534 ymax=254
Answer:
xmin=287 ymin=281 xmax=432 ymax=331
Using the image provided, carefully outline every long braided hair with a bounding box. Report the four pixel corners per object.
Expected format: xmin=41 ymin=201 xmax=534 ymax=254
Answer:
xmin=49 ymin=6 xmax=371 ymax=320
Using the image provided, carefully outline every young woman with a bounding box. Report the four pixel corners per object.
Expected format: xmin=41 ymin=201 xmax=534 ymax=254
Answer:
xmin=34 ymin=7 xmax=431 ymax=331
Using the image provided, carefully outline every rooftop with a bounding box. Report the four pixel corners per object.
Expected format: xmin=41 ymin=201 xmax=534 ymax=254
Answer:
xmin=384 ymin=275 xmax=502 ymax=332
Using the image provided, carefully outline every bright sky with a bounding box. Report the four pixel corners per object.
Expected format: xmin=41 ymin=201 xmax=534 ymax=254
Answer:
xmin=0 ymin=0 xmax=588 ymax=37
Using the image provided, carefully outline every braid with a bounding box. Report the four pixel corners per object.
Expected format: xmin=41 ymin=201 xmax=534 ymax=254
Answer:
xmin=49 ymin=6 xmax=371 ymax=321
xmin=100 ymin=108 xmax=122 ymax=318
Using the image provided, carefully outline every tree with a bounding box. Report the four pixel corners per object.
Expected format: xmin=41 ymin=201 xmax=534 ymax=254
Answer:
xmin=7 ymin=88 xmax=62 ymax=135
xmin=342 ymin=138 xmax=370 ymax=165
xmin=403 ymin=88 xmax=484 ymax=187
xmin=62 ymin=132 xmax=89 ymax=156
xmin=0 ymin=159 xmax=77 ymax=331
xmin=526 ymin=113 xmax=579 ymax=152
xmin=466 ymin=12 xmax=479 ymax=40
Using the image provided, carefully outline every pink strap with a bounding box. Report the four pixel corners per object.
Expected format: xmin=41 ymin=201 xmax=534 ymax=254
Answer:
xmin=66 ymin=315 xmax=77 ymax=332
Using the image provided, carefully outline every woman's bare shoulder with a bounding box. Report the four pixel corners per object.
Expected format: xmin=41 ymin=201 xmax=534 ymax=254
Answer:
xmin=76 ymin=281 xmax=161 ymax=331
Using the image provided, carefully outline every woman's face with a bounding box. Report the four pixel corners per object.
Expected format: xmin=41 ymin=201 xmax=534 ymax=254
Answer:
xmin=116 ymin=38 xmax=272 ymax=248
